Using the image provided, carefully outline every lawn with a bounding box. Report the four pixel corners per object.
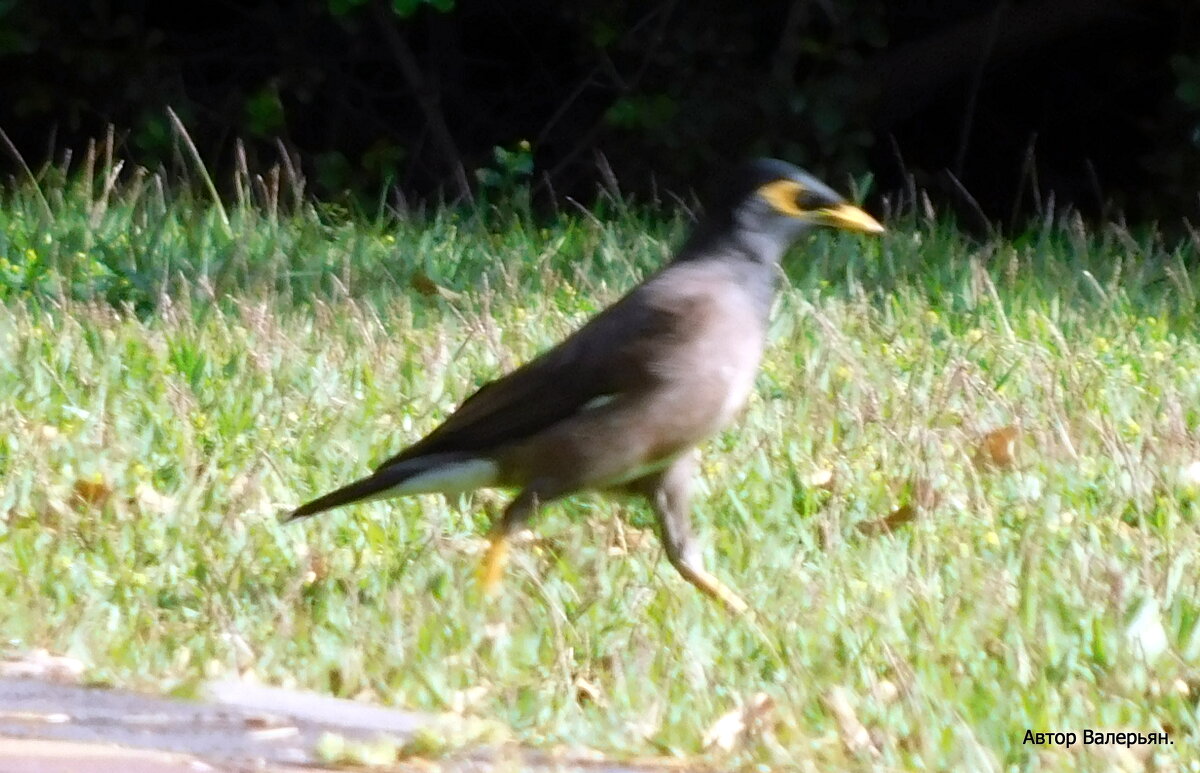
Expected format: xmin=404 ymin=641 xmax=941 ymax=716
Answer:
xmin=1 ymin=169 xmax=1199 ymax=770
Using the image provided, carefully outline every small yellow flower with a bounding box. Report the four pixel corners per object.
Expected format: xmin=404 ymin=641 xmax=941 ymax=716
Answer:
xmin=985 ymin=531 xmax=1000 ymax=546
xmin=966 ymin=328 xmax=984 ymax=344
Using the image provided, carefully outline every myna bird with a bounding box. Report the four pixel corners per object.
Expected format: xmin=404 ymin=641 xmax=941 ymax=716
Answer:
xmin=286 ymin=158 xmax=884 ymax=614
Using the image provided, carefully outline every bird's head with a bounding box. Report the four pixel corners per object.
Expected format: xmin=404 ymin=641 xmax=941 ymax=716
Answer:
xmin=697 ymin=158 xmax=884 ymax=265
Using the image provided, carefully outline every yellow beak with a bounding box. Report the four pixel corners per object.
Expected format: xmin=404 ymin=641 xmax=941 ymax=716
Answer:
xmin=816 ymin=203 xmax=885 ymax=234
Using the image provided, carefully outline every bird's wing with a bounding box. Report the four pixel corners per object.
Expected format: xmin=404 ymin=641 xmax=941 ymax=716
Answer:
xmin=375 ymin=282 xmax=688 ymax=470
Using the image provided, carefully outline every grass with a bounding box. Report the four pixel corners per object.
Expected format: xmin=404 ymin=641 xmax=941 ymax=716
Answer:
xmin=2 ymin=164 xmax=1200 ymax=770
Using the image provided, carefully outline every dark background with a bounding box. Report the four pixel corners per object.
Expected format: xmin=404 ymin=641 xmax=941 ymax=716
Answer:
xmin=1 ymin=0 xmax=1196 ymax=225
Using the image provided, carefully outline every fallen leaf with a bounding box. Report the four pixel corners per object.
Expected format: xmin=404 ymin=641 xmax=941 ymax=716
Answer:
xmin=410 ymin=271 xmax=442 ymax=296
xmin=306 ymin=551 xmax=330 ymax=584
xmin=909 ymin=477 xmax=942 ymax=509
xmin=858 ymin=504 xmax=919 ymax=536
xmin=868 ymin=679 xmax=899 ymax=705
xmin=859 ymin=477 xmax=942 ymax=535
xmin=410 ymin=271 xmax=461 ymax=300
xmin=824 ymin=686 xmax=880 ymax=758
xmin=808 ymin=468 xmax=836 ymax=491
xmin=0 ymin=711 xmax=71 ymax=723
xmin=1082 ymin=728 xmax=1158 ymax=771
xmin=450 ymin=684 xmax=490 ymax=715
xmin=0 ymin=650 xmax=86 ymax=683
xmin=132 ymin=482 xmax=176 ymax=515
xmin=242 ymin=714 xmax=288 ymax=730
xmin=975 ymin=425 xmax=1020 ymax=470
xmin=483 ymin=622 xmax=509 ymax=645
xmin=702 ymin=692 xmax=775 ymax=753
xmin=72 ymin=476 xmax=112 ymax=508
xmin=1179 ymin=460 xmax=1200 ymax=489
xmin=573 ymin=675 xmax=605 ymax=706
xmin=1125 ymin=596 xmax=1168 ymax=661
xmin=605 ymin=519 xmax=652 ymax=556
xmin=247 ymin=725 xmax=300 ymax=741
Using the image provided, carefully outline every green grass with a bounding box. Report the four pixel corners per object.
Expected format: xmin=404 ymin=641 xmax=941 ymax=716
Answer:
xmin=2 ymin=169 xmax=1200 ymax=770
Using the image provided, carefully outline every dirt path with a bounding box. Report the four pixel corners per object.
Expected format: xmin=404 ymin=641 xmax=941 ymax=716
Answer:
xmin=0 ymin=677 xmax=703 ymax=771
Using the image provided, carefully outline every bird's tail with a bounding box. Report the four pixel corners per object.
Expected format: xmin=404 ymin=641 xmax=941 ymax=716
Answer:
xmin=283 ymin=454 xmax=499 ymax=522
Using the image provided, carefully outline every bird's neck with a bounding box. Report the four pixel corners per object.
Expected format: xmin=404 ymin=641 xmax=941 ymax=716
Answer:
xmin=672 ymin=230 xmax=781 ymax=319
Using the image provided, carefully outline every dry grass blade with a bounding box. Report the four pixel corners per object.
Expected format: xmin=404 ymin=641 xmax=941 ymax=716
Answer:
xmin=166 ymin=106 xmax=230 ymax=235
xmin=824 ymin=686 xmax=880 ymax=759
xmin=701 ymin=692 xmax=775 ymax=753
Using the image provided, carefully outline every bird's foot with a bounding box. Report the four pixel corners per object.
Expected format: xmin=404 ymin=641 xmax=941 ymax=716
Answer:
xmin=681 ymin=564 xmax=749 ymax=615
xmin=706 ymin=579 xmax=749 ymax=616
xmin=477 ymin=535 xmax=510 ymax=595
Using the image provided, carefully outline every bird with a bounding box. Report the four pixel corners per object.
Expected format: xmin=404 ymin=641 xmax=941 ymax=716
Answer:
xmin=286 ymin=158 xmax=884 ymax=614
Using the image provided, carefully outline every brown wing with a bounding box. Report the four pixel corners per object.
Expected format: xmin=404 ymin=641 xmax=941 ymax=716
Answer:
xmin=375 ymin=283 xmax=685 ymax=470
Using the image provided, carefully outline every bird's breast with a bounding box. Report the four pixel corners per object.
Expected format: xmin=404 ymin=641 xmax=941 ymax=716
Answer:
xmin=662 ymin=296 xmax=766 ymax=435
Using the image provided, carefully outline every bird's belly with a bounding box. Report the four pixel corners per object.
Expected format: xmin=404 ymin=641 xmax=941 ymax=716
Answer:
xmin=593 ymin=453 xmax=678 ymax=488
xmin=678 ymin=339 xmax=764 ymax=436
xmin=714 ymin=360 xmax=758 ymax=425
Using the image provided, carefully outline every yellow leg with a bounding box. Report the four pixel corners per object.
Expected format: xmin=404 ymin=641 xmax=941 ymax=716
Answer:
xmin=685 ymin=568 xmax=749 ymax=616
xmin=478 ymin=535 xmax=510 ymax=595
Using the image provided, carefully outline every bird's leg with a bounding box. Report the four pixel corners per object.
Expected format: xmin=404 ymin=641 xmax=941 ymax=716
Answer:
xmin=642 ymin=455 xmax=749 ymax=615
xmin=478 ymin=486 xmax=544 ymax=595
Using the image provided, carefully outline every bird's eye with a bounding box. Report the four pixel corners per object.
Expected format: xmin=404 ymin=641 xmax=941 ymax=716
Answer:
xmin=793 ymin=188 xmax=825 ymax=211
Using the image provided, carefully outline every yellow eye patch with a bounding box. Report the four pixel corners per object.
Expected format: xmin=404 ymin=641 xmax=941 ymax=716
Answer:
xmin=757 ymin=179 xmax=807 ymax=216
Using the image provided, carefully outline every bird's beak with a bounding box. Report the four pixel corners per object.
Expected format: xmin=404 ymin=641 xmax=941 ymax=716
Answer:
xmin=814 ymin=203 xmax=885 ymax=234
